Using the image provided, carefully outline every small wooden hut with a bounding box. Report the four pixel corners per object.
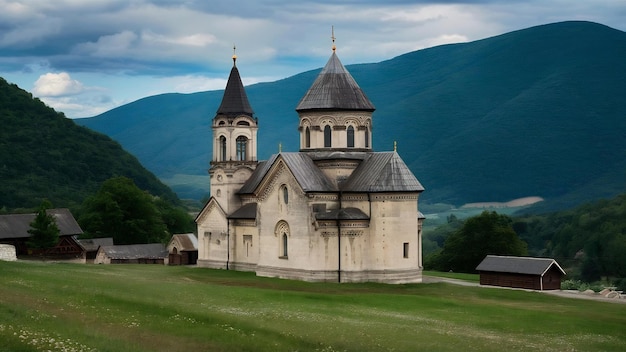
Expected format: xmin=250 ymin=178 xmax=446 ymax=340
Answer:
xmin=167 ymin=233 xmax=198 ymax=265
xmin=476 ymin=255 xmax=566 ymax=290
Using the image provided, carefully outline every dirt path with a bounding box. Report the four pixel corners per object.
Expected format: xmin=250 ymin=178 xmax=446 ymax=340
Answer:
xmin=422 ymin=275 xmax=626 ymax=304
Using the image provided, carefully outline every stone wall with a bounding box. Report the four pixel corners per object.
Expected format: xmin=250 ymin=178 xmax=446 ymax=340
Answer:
xmin=0 ymin=244 xmax=17 ymax=261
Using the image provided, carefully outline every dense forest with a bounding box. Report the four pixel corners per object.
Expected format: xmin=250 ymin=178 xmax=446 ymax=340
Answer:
xmin=424 ymin=193 xmax=626 ymax=285
xmin=0 ymin=77 xmax=179 ymax=211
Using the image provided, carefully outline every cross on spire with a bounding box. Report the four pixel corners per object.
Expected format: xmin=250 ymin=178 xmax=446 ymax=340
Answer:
xmin=331 ymin=26 xmax=336 ymax=52
xmin=232 ymin=44 xmax=237 ymax=65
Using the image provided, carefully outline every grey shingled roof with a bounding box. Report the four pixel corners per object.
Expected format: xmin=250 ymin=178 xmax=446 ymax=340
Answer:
xmin=476 ymin=255 xmax=566 ymax=276
xmin=238 ymin=153 xmax=337 ymax=195
xmin=99 ymin=243 xmax=168 ymax=260
xmin=296 ymin=52 xmax=375 ymax=112
xmin=340 ymin=152 xmax=425 ymax=193
xmin=229 ymin=203 xmax=257 ymax=219
xmin=216 ymin=61 xmax=254 ymax=117
xmin=0 ymin=208 xmax=83 ymax=239
xmin=315 ymin=207 xmax=369 ymax=220
xmin=78 ymin=237 xmax=114 ymax=252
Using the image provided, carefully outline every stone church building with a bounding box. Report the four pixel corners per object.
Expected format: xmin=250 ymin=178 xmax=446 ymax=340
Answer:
xmin=196 ymin=43 xmax=425 ymax=283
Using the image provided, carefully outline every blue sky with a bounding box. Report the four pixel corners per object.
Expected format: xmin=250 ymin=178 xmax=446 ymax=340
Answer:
xmin=1 ymin=0 xmax=625 ymax=118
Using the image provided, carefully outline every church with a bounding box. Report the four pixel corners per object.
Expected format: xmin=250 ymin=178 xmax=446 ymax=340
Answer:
xmin=196 ymin=40 xmax=425 ymax=283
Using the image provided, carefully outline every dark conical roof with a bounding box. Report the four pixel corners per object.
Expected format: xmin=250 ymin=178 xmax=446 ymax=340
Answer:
xmin=216 ymin=62 xmax=254 ymax=117
xmin=296 ymin=52 xmax=375 ymax=112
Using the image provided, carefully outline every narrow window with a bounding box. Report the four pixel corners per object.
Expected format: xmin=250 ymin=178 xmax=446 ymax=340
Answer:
xmin=403 ymin=242 xmax=409 ymax=258
xmin=347 ymin=125 xmax=355 ymax=148
xmin=324 ymin=125 xmax=332 ymax=147
xmin=365 ymin=128 xmax=370 ymax=148
xmin=236 ymin=136 xmax=247 ymax=161
xmin=283 ymin=186 xmax=289 ymax=204
xmin=305 ymin=127 xmax=311 ymax=148
xmin=282 ymin=233 xmax=288 ymax=257
xmin=220 ymin=136 xmax=227 ymax=161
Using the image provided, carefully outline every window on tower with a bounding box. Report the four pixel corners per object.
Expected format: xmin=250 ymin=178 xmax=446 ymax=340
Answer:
xmin=324 ymin=125 xmax=332 ymax=148
xmin=305 ymin=127 xmax=311 ymax=148
xmin=347 ymin=125 xmax=355 ymax=148
xmin=219 ymin=136 xmax=227 ymax=161
xmin=365 ymin=127 xmax=370 ymax=148
xmin=236 ymin=136 xmax=248 ymax=161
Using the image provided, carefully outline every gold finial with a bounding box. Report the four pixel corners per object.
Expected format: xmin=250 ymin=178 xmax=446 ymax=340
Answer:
xmin=232 ymin=44 xmax=237 ymax=64
xmin=279 ymin=142 xmax=282 ymax=153
xmin=331 ymin=25 xmax=336 ymax=52
xmin=394 ymin=141 xmax=397 ymax=152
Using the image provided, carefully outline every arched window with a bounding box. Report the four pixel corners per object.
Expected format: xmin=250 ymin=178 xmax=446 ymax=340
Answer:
xmin=282 ymin=185 xmax=289 ymax=204
xmin=237 ymin=121 xmax=250 ymax=126
xmin=365 ymin=127 xmax=370 ymax=148
xmin=324 ymin=125 xmax=332 ymax=148
xmin=305 ymin=127 xmax=311 ymax=148
xmin=219 ymin=136 xmax=227 ymax=161
xmin=236 ymin=136 xmax=247 ymax=161
xmin=347 ymin=125 xmax=355 ymax=148
xmin=276 ymin=221 xmax=290 ymax=259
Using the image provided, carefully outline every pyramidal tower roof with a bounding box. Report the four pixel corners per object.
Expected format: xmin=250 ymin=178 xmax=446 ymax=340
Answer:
xmin=216 ymin=55 xmax=254 ymax=117
xmin=296 ymin=50 xmax=375 ymax=112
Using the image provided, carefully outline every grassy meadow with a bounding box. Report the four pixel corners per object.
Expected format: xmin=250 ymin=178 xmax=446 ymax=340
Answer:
xmin=1 ymin=261 xmax=625 ymax=352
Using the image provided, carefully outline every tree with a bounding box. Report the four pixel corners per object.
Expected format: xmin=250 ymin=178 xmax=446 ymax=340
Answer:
xmin=27 ymin=199 xmax=60 ymax=249
xmin=78 ymin=177 xmax=169 ymax=244
xmin=431 ymin=211 xmax=527 ymax=273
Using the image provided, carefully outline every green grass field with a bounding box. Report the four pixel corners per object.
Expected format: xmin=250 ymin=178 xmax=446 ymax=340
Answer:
xmin=1 ymin=261 xmax=625 ymax=352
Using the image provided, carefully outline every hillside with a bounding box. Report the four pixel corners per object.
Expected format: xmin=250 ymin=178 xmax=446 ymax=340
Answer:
xmin=0 ymin=78 xmax=179 ymax=210
xmin=78 ymin=21 xmax=626 ymax=211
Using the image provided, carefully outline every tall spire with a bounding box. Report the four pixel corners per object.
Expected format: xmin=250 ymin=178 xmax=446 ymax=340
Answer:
xmin=216 ymin=48 xmax=254 ymax=117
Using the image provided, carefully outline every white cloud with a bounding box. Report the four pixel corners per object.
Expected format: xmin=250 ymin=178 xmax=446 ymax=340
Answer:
xmin=33 ymin=72 xmax=85 ymax=97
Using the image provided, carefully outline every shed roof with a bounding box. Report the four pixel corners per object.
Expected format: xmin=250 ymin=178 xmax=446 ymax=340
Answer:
xmin=98 ymin=243 xmax=168 ymax=260
xmin=0 ymin=208 xmax=83 ymax=239
xmin=476 ymin=255 xmax=566 ymax=276
xmin=315 ymin=207 xmax=369 ymax=220
xmin=228 ymin=203 xmax=257 ymax=219
xmin=215 ymin=60 xmax=254 ymax=117
xmin=296 ymin=52 xmax=375 ymax=112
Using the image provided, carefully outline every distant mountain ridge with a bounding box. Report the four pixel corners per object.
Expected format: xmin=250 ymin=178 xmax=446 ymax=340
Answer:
xmin=78 ymin=21 xmax=626 ymax=211
xmin=0 ymin=78 xmax=178 ymax=210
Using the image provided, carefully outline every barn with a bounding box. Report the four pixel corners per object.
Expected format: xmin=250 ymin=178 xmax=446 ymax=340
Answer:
xmin=476 ymin=255 xmax=566 ymax=290
xmin=0 ymin=208 xmax=85 ymax=262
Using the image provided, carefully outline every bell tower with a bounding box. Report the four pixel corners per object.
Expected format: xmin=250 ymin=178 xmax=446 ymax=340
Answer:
xmin=209 ymin=48 xmax=258 ymax=214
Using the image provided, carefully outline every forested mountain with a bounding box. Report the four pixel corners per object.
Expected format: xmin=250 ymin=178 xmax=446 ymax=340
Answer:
xmin=78 ymin=21 xmax=626 ymax=211
xmin=0 ymin=78 xmax=179 ymax=211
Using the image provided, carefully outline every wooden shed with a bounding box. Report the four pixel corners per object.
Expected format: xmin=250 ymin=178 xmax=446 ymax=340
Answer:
xmin=167 ymin=233 xmax=198 ymax=265
xmin=476 ymin=255 xmax=566 ymax=290
xmin=78 ymin=237 xmax=114 ymax=263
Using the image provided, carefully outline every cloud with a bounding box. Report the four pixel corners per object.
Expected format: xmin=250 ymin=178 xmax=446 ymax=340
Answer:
xmin=33 ymin=72 xmax=85 ymax=97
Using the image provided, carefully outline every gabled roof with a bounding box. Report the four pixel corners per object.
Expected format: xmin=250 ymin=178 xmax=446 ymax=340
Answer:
xmin=168 ymin=233 xmax=198 ymax=251
xmin=476 ymin=255 xmax=566 ymax=276
xmin=340 ymin=152 xmax=425 ymax=193
xmin=78 ymin=237 xmax=114 ymax=252
xmin=238 ymin=153 xmax=337 ymax=195
xmin=98 ymin=243 xmax=168 ymax=260
xmin=296 ymin=52 xmax=375 ymax=112
xmin=0 ymin=208 xmax=83 ymax=239
xmin=216 ymin=60 xmax=254 ymax=117
xmin=195 ymin=196 xmax=227 ymax=223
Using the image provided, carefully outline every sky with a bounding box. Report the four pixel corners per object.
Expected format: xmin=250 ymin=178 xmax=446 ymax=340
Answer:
xmin=1 ymin=0 xmax=625 ymax=119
